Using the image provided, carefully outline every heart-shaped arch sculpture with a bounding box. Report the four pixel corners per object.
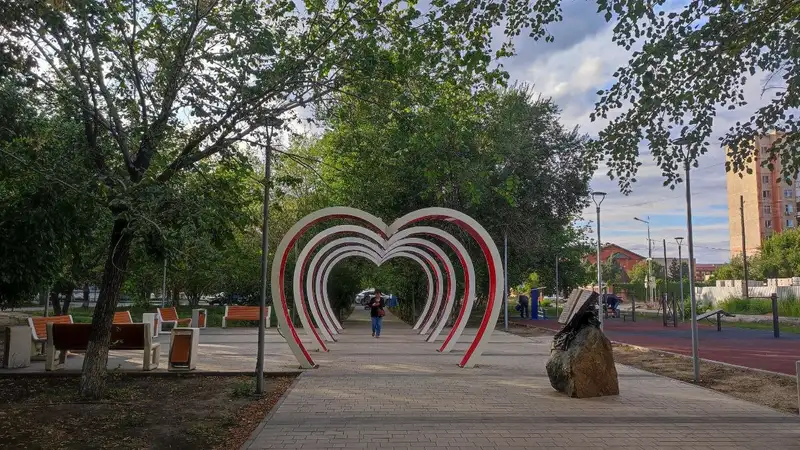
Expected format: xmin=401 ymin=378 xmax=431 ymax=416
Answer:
xmin=270 ymin=207 xmax=503 ymax=369
xmin=296 ymin=235 xmax=450 ymax=347
xmin=310 ymin=241 xmax=442 ymax=342
xmin=316 ymin=246 xmax=440 ymax=338
xmin=292 ymin=224 xmax=465 ymax=347
xmin=318 ymin=240 xmax=454 ymax=338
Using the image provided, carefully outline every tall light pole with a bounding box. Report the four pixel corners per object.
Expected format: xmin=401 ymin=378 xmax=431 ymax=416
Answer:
xmin=675 ymin=237 xmax=684 ymax=321
xmin=161 ymin=257 xmax=167 ymax=308
xmin=257 ymin=117 xmax=283 ymax=394
xmin=503 ymin=227 xmax=508 ymax=332
xmin=554 ymin=255 xmax=560 ymax=319
xmin=592 ymin=191 xmax=607 ymax=330
xmin=674 ymin=136 xmax=700 ymax=383
xmin=633 ymin=216 xmax=651 ymax=322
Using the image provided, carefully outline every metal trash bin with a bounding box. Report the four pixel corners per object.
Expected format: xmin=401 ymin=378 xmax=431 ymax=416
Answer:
xmin=191 ymin=309 xmax=207 ymax=329
xmin=168 ymin=327 xmax=199 ymax=371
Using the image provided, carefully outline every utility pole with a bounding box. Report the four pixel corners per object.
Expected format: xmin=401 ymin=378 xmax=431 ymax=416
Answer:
xmin=554 ymin=255 xmax=560 ymax=319
xmin=675 ymin=237 xmax=684 ymax=322
xmin=257 ymin=118 xmax=283 ymax=394
xmin=663 ymin=239 xmax=668 ymax=324
xmin=503 ymin=227 xmax=508 ymax=332
xmin=740 ymin=195 xmax=749 ymax=298
xmin=161 ymin=257 xmax=167 ymax=308
xmin=592 ymin=192 xmax=607 ymax=330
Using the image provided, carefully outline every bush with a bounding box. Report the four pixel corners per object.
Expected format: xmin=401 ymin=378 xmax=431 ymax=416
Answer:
xmin=716 ymin=295 xmax=800 ymax=317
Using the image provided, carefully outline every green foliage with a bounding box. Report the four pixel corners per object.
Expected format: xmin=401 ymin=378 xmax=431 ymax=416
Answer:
xmin=0 ymin=82 xmax=108 ymax=309
xmin=717 ymin=295 xmax=800 ymax=318
xmin=311 ymin=83 xmax=595 ymax=300
xmin=757 ymin=229 xmax=800 ymax=278
xmin=570 ymin=0 xmax=800 ymax=192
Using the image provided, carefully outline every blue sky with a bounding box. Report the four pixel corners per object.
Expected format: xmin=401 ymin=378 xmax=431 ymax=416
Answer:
xmin=497 ymin=2 xmax=774 ymax=263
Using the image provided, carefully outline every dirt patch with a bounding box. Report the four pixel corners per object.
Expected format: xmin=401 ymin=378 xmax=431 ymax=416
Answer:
xmin=612 ymin=344 xmax=799 ymax=415
xmin=505 ymin=321 xmax=798 ymax=416
xmin=0 ymin=374 xmax=295 ymax=449
xmin=506 ymin=322 xmax=553 ymax=337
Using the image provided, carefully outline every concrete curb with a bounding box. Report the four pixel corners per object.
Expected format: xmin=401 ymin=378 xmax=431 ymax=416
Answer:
xmin=240 ymin=371 xmax=306 ymax=449
xmin=0 ymin=370 xmax=303 ymax=379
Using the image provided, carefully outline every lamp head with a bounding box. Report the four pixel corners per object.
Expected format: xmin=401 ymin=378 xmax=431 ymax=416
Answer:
xmin=591 ymin=191 xmax=607 ymax=206
xmin=672 ymin=136 xmax=695 ymax=146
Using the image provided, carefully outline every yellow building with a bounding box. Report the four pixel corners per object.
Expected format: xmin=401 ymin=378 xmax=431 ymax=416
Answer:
xmin=726 ymin=131 xmax=796 ymax=258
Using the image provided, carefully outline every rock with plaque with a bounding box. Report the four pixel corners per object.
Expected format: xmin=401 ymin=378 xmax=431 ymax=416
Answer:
xmin=546 ymin=288 xmax=619 ymax=398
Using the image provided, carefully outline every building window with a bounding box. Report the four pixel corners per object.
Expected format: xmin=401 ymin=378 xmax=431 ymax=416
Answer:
xmin=787 ymin=219 xmax=794 ymax=228
xmin=763 ymin=190 xmax=771 ymax=199
xmin=761 ymin=146 xmax=769 ymax=155
xmin=786 ymin=204 xmax=794 ymax=215
xmin=764 ymin=205 xmax=772 ymax=215
xmin=762 ymin=175 xmax=770 ymax=184
xmin=785 ymin=189 xmax=793 ymax=198
xmin=766 ymin=219 xmax=772 ymax=229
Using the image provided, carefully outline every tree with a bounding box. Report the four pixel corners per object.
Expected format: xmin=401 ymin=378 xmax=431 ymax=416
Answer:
xmin=757 ymin=229 xmax=800 ymax=278
xmin=669 ymin=260 xmax=690 ymax=282
xmin=713 ymin=256 xmax=745 ymax=280
xmin=3 ymin=0 xmax=553 ymax=397
xmin=0 ymin=81 xmax=107 ymax=311
xmin=511 ymin=1 xmax=800 ymax=191
xmin=312 ymin=83 xmax=595 ymax=302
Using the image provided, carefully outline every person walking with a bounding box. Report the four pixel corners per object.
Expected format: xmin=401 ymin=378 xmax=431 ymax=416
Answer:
xmin=517 ymin=293 xmax=529 ymax=319
xmin=370 ymin=290 xmax=386 ymax=338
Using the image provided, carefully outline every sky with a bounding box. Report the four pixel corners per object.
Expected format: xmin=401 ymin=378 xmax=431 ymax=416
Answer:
xmin=500 ymin=3 xmax=771 ymax=264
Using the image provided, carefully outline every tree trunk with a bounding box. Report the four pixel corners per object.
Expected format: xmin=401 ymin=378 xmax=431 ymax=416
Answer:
xmin=79 ymin=218 xmax=134 ymax=399
xmin=50 ymin=291 xmax=62 ymax=316
xmin=62 ymin=290 xmax=73 ymax=315
xmin=82 ymin=284 xmax=90 ymax=309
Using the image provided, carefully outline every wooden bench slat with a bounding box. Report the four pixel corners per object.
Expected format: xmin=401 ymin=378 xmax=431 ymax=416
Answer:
xmin=113 ymin=311 xmax=133 ymax=324
xmin=29 ymin=315 xmax=73 ymax=341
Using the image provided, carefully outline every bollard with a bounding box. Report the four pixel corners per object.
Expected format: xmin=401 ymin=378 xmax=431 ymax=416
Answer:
xmin=771 ymin=293 xmax=780 ymax=338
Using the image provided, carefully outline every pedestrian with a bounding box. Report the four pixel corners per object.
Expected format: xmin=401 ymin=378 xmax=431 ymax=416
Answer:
xmin=518 ymin=294 xmax=529 ymax=319
xmin=370 ymin=290 xmax=386 ymax=338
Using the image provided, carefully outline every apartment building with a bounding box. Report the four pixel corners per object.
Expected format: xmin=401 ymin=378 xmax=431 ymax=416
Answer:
xmin=726 ymin=131 xmax=796 ymax=258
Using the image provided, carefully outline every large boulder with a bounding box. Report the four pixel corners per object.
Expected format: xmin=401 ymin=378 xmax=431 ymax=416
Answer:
xmin=546 ymin=324 xmax=619 ymax=398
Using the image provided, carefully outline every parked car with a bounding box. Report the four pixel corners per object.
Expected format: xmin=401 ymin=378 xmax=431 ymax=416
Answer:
xmin=209 ymin=293 xmax=247 ymax=306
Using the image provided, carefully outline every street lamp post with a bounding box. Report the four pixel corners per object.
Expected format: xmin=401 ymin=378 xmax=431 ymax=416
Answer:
xmin=674 ymin=136 xmax=700 ymax=383
xmin=675 ymin=237 xmax=685 ymax=321
xmin=257 ymin=117 xmax=284 ymax=394
xmin=592 ymin=191 xmax=607 ymax=330
xmin=633 ymin=216 xmax=651 ymax=322
xmin=503 ymin=227 xmax=508 ymax=332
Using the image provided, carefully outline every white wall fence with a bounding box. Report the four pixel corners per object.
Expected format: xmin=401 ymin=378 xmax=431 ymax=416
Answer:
xmin=696 ymin=285 xmax=800 ymax=306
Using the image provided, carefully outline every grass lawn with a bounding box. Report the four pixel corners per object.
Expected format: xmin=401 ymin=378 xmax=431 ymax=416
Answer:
xmin=0 ymin=374 xmax=296 ymax=449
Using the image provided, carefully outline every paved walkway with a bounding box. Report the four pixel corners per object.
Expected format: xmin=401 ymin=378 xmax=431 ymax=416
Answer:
xmin=514 ymin=316 xmax=800 ymax=375
xmin=243 ymin=308 xmax=800 ymax=449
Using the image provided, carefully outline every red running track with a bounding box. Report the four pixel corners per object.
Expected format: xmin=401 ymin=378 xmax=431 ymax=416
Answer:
xmin=514 ymin=317 xmax=800 ymax=375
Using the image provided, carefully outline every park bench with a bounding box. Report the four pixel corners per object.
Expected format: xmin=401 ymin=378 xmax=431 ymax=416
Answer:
xmin=222 ymin=305 xmax=271 ymax=328
xmin=45 ymin=322 xmax=159 ymax=371
xmin=697 ymin=309 xmax=735 ymax=332
xmin=28 ymin=315 xmax=73 ymax=356
xmin=157 ymin=307 xmax=192 ymax=333
xmin=113 ymin=311 xmax=133 ymax=324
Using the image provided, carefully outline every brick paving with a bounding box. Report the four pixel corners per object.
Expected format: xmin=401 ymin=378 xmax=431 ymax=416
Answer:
xmin=243 ymin=308 xmax=800 ymax=449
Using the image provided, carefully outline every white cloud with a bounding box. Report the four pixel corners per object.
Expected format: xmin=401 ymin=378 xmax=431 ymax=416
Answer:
xmin=507 ymin=19 xmax=779 ymax=264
